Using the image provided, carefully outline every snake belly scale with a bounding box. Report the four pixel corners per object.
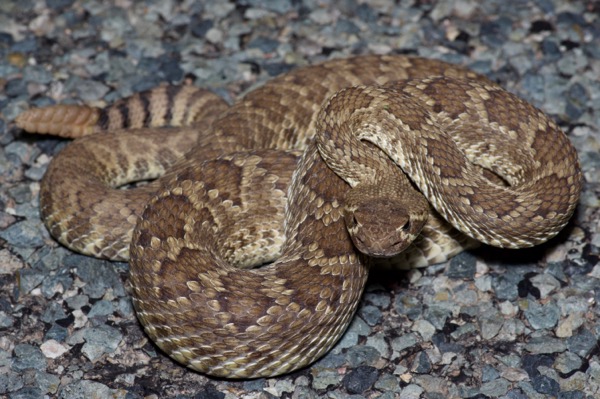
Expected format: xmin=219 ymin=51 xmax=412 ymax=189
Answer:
xmin=15 ymin=55 xmax=582 ymax=378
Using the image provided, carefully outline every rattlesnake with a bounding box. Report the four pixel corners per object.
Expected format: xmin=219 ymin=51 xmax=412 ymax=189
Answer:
xmin=16 ymin=55 xmax=582 ymax=378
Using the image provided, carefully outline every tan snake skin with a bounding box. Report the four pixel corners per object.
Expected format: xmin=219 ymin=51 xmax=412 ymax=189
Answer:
xmin=16 ymin=55 xmax=582 ymax=378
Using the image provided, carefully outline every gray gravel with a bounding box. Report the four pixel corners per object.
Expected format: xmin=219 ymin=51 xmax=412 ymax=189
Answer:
xmin=1 ymin=0 xmax=600 ymax=398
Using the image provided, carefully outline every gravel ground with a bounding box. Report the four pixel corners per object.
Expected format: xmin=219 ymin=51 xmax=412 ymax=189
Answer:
xmin=1 ymin=1 xmax=599 ymax=398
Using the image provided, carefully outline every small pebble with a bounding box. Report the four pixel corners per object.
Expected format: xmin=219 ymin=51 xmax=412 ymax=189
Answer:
xmin=411 ymin=351 xmax=432 ymax=374
xmin=491 ymin=273 xmax=520 ymax=301
xmin=558 ymin=391 xmax=586 ymax=399
xmin=41 ymin=301 xmax=67 ymax=324
xmin=358 ymin=304 xmax=382 ymax=326
xmin=87 ymin=300 xmax=115 ymax=318
xmin=522 ymin=354 xmax=555 ymax=378
xmin=9 ymin=387 xmax=44 ymax=399
xmin=40 ymin=339 xmax=68 ymax=359
xmin=81 ymin=325 xmax=122 ymax=362
xmin=11 ymin=344 xmax=47 ymax=372
xmin=412 ymin=319 xmax=436 ymax=341
xmin=391 ymin=333 xmax=419 ymax=353
xmin=556 ymin=312 xmax=585 ymax=338
xmin=523 ymin=300 xmax=560 ymax=330
xmin=311 ymin=368 xmax=342 ymax=391
xmin=364 ymin=333 xmax=389 ymax=357
xmin=479 ymin=378 xmax=511 ymax=397
xmin=0 ymin=311 xmax=15 ymax=329
xmin=0 ymin=220 xmax=46 ymax=248
xmin=566 ymin=329 xmax=597 ymax=357
xmin=446 ymin=252 xmax=477 ymax=279
xmin=531 ymin=375 xmax=560 ymax=396
xmin=44 ymin=324 xmax=68 ymax=342
xmin=524 ymin=336 xmax=567 ymax=354
xmin=375 ymin=374 xmax=400 ymax=392
xmin=399 ymin=384 xmax=424 ymax=399
xmin=554 ymin=351 xmax=583 ymax=374
xmin=58 ymin=380 xmax=124 ymax=399
xmin=529 ymin=274 xmax=560 ymax=298
xmin=69 ymin=256 xmax=126 ymax=299
xmin=65 ymin=295 xmax=90 ymax=310
xmin=394 ymin=293 xmax=423 ymax=321
xmin=479 ymin=309 xmax=504 ymax=339
xmin=482 ymin=364 xmax=500 ymax=382
xmin=342 ymin=366 xmax=379 ymax=394
xmin=34 ymin=371 xmax=60 ymax=396
xmin=345 ymin=345 xmax=381 ymax=367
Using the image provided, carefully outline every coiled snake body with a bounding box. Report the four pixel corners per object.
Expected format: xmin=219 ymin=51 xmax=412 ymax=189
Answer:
xmin=16 ymin=55 xmax=582 ymax=378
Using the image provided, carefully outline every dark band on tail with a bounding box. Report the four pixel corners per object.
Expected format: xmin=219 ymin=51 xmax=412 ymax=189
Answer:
xmin=16 ymin=84 xmax=230 ymax=137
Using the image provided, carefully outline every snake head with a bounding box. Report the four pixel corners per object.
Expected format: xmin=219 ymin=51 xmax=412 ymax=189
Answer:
xmin=344 ymin=193 xmax=428 ymax=258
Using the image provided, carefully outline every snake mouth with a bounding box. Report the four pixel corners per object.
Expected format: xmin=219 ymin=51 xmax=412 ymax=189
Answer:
xmin=348 ymin=219 xmax=414 ymax=258
xmin=351 ymin=233 xmax=413 ymax=258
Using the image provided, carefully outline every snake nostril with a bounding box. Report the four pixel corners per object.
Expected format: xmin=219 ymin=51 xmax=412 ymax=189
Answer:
xmin=401 ymin=220 xmax=410 ymax=231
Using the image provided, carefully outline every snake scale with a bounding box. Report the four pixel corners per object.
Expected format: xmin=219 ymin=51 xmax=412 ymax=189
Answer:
xmin=16 ymin=55 xmax=582 ymax=378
